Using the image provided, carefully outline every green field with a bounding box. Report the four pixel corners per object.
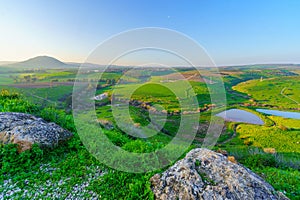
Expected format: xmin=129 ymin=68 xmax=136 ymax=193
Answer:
xmin=217 ymin=109 xmax=300 ymax=199
xmin=233 ymin=76 xmax=300 ymax=109
xmin=0 ymin=74 xmax=15 ymax=85
xmin=1 ymin=65 xmax=300 ymax=199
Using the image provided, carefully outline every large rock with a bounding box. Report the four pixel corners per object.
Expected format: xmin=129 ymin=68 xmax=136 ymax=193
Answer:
xmin=0 ymin=112 xmax=73 ymax=152
xmin=150 ymin=148 xmax=288 ymax=200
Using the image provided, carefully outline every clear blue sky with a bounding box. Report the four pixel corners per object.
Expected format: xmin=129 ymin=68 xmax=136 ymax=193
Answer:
xmin=1 ymin=0 xmax=300 ymax=65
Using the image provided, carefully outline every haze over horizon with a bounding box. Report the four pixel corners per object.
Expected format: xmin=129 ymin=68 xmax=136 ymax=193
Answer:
xmin=1 ymin=0 xmax=300 ymax=66
xmin=2 ymin=55 xmax=300 ymax=68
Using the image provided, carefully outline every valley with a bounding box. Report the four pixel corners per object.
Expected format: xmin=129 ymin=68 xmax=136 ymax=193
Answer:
xmin=0 ymin=57 xmax=299 ymax=199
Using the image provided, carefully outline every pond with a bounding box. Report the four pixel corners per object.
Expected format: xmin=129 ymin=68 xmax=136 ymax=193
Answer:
xmin=256 ymin=109 xmax=300 ymax=120
xmin=216 ymin=109 xmax=264 ymax=125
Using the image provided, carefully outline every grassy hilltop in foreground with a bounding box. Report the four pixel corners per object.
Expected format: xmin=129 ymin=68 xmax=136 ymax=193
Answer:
xmin=0 ymin=58 xmax=299 ymax=199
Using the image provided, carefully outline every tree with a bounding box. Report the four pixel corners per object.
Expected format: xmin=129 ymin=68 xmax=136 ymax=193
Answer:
xmin=24 ymin=75 xmax=31 ymax=83
xmin=31 ymin=77 xmax=37 ymax=83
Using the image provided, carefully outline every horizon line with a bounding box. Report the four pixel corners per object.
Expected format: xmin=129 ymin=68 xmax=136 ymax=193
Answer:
xmin=1 ymin=55 xmax=300 ymax=68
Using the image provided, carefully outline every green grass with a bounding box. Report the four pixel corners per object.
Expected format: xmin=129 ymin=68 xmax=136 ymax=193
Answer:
xmin=233 ymin=76 xmax=300 ymax=109
xmin=1 ymin=66 xmax=300 ymax=199
xmin=20 ymin=85 xmax=73 ymax=104
xmin=221 ymin=110 xmax=300 ymax=155
xmin=236 ymin=124 xmax=300 ymax=153
xmin=1 ymin=90 xmax=191 ymax=198
xmin=0 ymin=74 xmax=15 ymax=85
xmin=36 ymin=71 xmax=74 ymax=79
xmin=0 ymin=89 xmax=39 ymax=113
xmin=113 ymin=82 xmax=176 ymax=112
xmin=253 ymin=167 xmax=300 ymax=199
xmin=0 ymin=90 xmax=161 ymax=199
xmin=216 ymin=109 xmax=300 ymax=199
xmin=112 ymin=80 xmax=220 ymax=112
xmin=0 ymin=85 xmax=74 ymax=109
xmin=269 ymin=116 xmax=300 ymax=129
xmin=218 ymin=144 xmax=300 ymax=199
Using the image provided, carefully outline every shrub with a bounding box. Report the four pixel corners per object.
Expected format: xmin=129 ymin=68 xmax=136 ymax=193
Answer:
xmin=39 ymin=107 xmax=76 ymax=132
xmin=243 ymin=138 xmax=253 ymax=146
xmin=104 ymin=130 xmax=131 ymax=147
xmin=243 ymin=154 xmax=276 ymax=168
xmin=0 ymin=89 xmax=19 ymax=99
xmin=0 ymin=90 xmax=39 ymax=113
xmin=0 ymin=144 xmax=43 ymax=175
xmin=89 ymin=171 xmax=155 ymax=200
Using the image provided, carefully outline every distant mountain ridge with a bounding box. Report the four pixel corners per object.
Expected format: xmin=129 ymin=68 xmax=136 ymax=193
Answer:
xmin=1 ymin=55 xmax=299 ymax=69
xmin=3 ymin=56 xmax=79 ymax=69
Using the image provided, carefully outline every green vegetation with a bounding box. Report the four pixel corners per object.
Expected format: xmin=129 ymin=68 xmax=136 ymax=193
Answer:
xmin=236 ymin=123 xmax=299 ymax=153
xmin=217 ymin=109 xmax=300 ymax=199
xmin=0 ymin=74 xmax=15 ymax=85
xmin=0 ymin=89 xmax=38 ymax=113
xmin=115 ymin=82 xmax=180 ymax=111
xmin=19 ymin=85 xmax=74 ymax=107
xmin=253 ymin=167 xmax=300 ymax=198
xmin=1 ymin=64 xmax=300 ymax=199
xmin=0 ymin=90 xmax=161 ymax=199
xmin=233 ymin=76 xmax=300 ymax=109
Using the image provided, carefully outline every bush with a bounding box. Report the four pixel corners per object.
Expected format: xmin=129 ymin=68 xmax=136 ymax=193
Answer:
xmin=0 ymin=90 xmax=39 ymax=113
xmin=89 ymin=171 xmax=155 ymax=200
xmin=0 ymin=144 xmax=43 ymax=176
xmin=243 ymin=138 xmax=253 ymax=146
xmin=104 ymin=130 xmax=131 ymax=146
xmin=242 ymin=154 xmax=276 ymax=168
xmin=122 ymin=140 xmax=160 ymax=153
xmin=0 ymin=89 xmax=19 ymax=99
xmin=39 ymin=107 xmax=76 ymax=132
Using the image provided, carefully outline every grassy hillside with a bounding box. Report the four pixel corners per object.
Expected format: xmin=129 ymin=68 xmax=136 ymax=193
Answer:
xmin=1 ymin=65 xmax=300 ymax=199
xmin=1 ymin=88 xmax=299 ymax=199
xmin=0 ymin=90 xmax=177 ymax=199
xmin=233 ymin=77 xmax=300 ymax=109
xmin=217 ymin=109 xmax=300 ymax=199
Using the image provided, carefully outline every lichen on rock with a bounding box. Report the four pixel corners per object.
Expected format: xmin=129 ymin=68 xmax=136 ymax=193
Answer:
xmin=0 ymin=112 xmax=73 ymax=152
xmin=150 ymin=148 xmax=289 ymax=200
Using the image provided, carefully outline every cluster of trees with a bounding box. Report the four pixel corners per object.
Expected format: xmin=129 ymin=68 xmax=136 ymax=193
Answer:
xmin=97 ymin=78 xmax=116 ymax=85
xmin=23 ymin=75 xmax=37 ymax=83
xmin=10 ymin=75 xmax=38 ymax=83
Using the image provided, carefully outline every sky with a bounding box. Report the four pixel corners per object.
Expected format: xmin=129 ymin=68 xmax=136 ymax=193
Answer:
xmin=1 ymin=0 xmax=300 ymax=66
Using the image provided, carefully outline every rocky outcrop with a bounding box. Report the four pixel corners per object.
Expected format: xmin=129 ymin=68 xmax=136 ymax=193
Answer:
xmin=0 ymin=112 xmax=73 ymax=152
xmin=150 ymin=148 xmax=288 ymax=200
